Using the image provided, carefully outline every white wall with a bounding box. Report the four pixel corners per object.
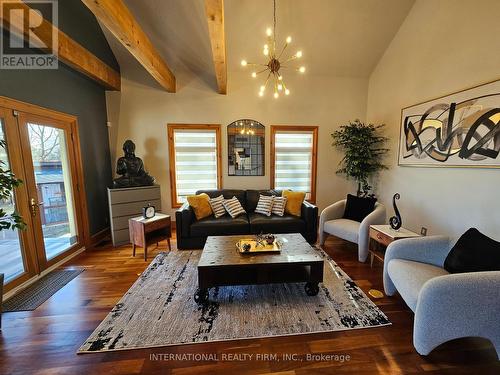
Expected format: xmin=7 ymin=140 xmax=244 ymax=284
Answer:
xmin=108 ymin=70 xmax=368 ymax=218
xmin=367 ymin=0 xmax=500 ymax=239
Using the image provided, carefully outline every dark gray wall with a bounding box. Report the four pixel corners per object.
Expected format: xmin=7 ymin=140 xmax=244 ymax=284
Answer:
xmin=0 ymin=0 xmax=119 ymax=235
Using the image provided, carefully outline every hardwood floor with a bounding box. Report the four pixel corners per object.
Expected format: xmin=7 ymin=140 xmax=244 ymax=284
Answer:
xmin=1 ymin=235 xmax=498 ymax=374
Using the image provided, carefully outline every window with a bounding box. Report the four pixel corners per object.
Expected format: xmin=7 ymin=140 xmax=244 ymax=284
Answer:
xmin=167 ymin=124 xmax=222 ymax=207
xmin=270 ymin=125 xmax=318 ymax=203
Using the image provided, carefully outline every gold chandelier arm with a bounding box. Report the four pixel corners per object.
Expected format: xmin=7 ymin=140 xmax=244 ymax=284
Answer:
xmin=263 ymin=71 xmax=272 ymax=89
xmin=282 ymin=55 xmax=298 ymax=63
xmin=277 ymin=42 xmax=289 ymax=60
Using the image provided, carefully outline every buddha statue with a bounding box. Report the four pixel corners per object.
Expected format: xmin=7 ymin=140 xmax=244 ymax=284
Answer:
xmin=112 ymin=140 xmax=155 ymax=188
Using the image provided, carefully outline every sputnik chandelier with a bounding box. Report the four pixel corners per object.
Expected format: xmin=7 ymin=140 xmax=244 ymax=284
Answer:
xmin=240 ymin=0 xmax=305 ymax=98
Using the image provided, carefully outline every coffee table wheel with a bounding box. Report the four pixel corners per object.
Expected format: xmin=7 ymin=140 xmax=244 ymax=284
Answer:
xmin=305 ymin=282 xmax=319 ymax=296
xmin=194 ymin=288 xmax=209 ymax=304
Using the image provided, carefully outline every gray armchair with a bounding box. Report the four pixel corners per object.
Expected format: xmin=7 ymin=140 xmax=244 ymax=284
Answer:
xmin=384 ymin=235 xmax=500 ymax=357
xmin=319 ymin=199 xmax=386 ymax=262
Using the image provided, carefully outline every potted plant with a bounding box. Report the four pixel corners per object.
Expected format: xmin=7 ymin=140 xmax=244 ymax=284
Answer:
xmin=0 ymin=139 xmax=26 ymax=329
xmin=331 ymin=119 xmax=388 ymax=197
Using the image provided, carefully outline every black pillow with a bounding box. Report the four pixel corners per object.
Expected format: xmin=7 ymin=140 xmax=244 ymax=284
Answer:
xmin=444 ymin=228 xmax=500 ymax=273
xmin=342 ymin=194 xmax=377 ymax=222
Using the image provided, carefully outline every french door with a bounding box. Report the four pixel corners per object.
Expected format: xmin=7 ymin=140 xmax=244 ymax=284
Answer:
xmin=0 ymin=100 xmax=86 ymax=292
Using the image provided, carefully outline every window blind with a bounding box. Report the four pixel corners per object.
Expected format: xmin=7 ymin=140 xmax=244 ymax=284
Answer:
xmin=173 ymin=130 xmax=218 ymax=203
xmin=274 ymin=131 xmax=314 ymax=198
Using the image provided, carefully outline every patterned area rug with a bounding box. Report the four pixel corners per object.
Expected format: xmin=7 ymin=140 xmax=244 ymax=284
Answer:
xmin=78 ymin=249 xmax=390 ymax=353
xmin=3 ymin=269 xmax=84 ymax=312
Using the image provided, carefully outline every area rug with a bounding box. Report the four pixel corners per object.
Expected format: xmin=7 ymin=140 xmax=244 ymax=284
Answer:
xmin=3 ymin=269 xmax=84 ymax=312
xmin=78 ymin=249 xmax=390 ymax=353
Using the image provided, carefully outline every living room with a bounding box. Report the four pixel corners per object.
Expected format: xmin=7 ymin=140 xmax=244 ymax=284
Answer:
xmin=0 ymin=0 xmax=499 ymax=374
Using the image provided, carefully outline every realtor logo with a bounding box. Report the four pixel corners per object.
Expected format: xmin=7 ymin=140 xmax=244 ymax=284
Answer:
xmin=0 ymin=0 xmax=58 ymax=69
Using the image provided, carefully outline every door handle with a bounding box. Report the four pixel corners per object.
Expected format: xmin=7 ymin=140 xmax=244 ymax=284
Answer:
xmin=30 ymin=198 xmax=44 ymax=216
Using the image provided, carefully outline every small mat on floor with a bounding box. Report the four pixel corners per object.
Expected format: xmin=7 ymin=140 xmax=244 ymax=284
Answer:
xmin=2 ymin=269 xmax=84 ymax=312
xmin=79 ymin=248 xmax=390 ymax=353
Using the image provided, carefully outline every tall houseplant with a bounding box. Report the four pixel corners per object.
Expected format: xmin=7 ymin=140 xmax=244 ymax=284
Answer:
xmin=331 ymin=120 xmax=388 ymax=197
xmin=0 ymin=140 xmax=26 ymax=230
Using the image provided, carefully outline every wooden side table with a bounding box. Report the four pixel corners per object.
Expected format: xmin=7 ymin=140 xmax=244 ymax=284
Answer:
xmin=368 ymin=225 xmax=420 ymax=267
xmin=129 ymin=213 xmax=171 ymax=261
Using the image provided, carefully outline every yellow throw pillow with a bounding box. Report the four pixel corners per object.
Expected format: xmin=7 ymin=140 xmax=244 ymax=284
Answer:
xmin=282 ymin=190 xmax=305 ymax=217
xmin=187 ymin=193 xmax=212 ymax=220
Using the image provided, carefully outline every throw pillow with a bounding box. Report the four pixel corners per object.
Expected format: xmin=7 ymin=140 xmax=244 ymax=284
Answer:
xmin=209 ymin=195 xmax=226 ymax=218
xmin=272 ymin=196 xmax=287 ymax=216
xmin=282 ymin=190 xmax=305 ymax=217
xmin=223 ymin=196 xmax=246 ymax=218
xmin=254 ymin=195 xmax=274 ymax=216
xmin=186 ymin=193 xmax=212 ymax=220
xmin=343 ymin=194 xmax=377 ymax=222
xmin=444 ymin=228 xmax=500 ymax=273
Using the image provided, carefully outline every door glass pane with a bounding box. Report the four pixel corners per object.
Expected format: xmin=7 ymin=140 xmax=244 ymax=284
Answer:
xmin=27 ymin=123 xmax=78 ymax=260
xmin=0 ymin=119 xmax=26 ymax=283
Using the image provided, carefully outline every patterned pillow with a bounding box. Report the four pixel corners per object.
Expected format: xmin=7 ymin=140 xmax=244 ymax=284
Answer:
xmin=223 ymin=196 xmax=246 ymax=218
xmin=254 ymin=195 xmax=274 ymax=216
xmin=209 ymin=195 xmax=226 ymax=218
xmin=271 ymin=196 xmax=287 ymax=216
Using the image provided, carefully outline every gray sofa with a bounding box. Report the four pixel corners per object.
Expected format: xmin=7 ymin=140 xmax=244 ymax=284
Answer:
xmin=383 ymin=235 xmax=500 ymax=357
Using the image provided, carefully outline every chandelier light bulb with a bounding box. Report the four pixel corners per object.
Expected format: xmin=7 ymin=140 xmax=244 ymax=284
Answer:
xmin=285 ymin=89 xmax=290 ymax=95
xmin=274 ymin=92 xmax=279 ymax=99
xmin=277 ymin=84 xmax=283 ymax=91
xmin=278 ymin=75 xmax=283 ymax=81
xmin=286 ymin=36 xmax=292 ymax=44
xmin=259 ymin=91 xmax=264 ymax=97
xmin=296 ymin=50 xmax=303 ymax=58
xmin=299 ymin=66 xmax=306 ymax=73
xmin=240 ymin=129 xmax=244 ymax=134
xmin=251 ymin=72 xmax=257 ymax=78
xmin=241 ymin=60 xmax=247 ymax=66
xmin=263 ymin=49 xmax=269 ymax=56
xmin=266 ymin=27 xmax=272 ymax=36
xmin=260 ymin=85 xmax=266 ymax=92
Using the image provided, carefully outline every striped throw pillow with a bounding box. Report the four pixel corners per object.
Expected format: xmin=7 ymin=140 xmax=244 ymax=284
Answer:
xmin=255 ymin=195 xmax=274 ymax=216
xmin=223 ymin=196 xmax=246 ymax=218
xmin=209 ymin=195 xmax=226 ymax=218
xmin=272 ymin=196 xmax=287 ymax=216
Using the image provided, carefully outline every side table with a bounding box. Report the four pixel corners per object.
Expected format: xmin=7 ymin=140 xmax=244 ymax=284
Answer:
xmin=129 ymin=213 xmax=171 ymax=261
xmin=368 ymin=225 xmax=420 ymax=267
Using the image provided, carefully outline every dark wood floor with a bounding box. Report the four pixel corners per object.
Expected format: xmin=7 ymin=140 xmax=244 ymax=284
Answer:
xmin=1 ymin=235 xmax=498 ymax=375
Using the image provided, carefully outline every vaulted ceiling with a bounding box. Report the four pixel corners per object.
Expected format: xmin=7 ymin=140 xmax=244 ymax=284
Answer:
xmin=101 ymin=0 xmax=415 ymax=91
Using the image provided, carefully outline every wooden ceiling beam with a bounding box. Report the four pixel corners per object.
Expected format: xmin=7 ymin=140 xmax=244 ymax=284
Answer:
xmin=81 ymin=0 xmax=176 ymax=93
xmin=0 ymin=0 xmax=121 ymax=91
xmin=204 ymin=0 xmax=227 ymax=94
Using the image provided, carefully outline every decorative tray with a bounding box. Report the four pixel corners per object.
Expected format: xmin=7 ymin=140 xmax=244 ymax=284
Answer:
xmin=236 ymin=238 xmax=282 ymax=253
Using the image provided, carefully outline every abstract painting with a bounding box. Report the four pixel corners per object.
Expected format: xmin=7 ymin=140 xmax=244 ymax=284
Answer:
xmin=398 ymin=80 xmax=500 ymax=167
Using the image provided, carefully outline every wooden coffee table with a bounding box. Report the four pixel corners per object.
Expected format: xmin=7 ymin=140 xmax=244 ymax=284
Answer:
xmin=195 ymin=233 xmax=324 ymax=303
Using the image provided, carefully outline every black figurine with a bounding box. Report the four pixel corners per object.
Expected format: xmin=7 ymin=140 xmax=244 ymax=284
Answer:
xmin=113 ymin=140 xmax=155 ymax=188
xmin=389 ymin=193 xmax=402 ymax=230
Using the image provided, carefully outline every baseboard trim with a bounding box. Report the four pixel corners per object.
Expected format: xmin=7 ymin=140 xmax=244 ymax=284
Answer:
xmin=88 ymin=227 xmax=111 ymax=250
xmin=3 ymin=246 xmax=86 ymax=301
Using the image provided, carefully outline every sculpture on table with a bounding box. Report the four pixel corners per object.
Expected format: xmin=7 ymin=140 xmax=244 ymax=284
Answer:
xmin=389 ymin=193 xmax=402 ymax=230
xmin=112 ymin=140 xmax=155 ymax=188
